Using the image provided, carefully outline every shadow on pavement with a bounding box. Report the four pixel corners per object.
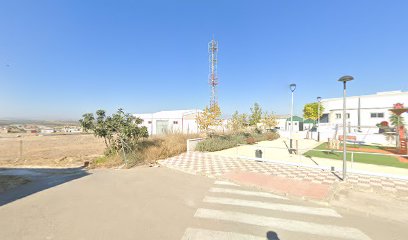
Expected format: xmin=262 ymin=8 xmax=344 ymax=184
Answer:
xmin=0 ymin=167 xmax=90 ymax=206
xmin=266 ymin=231 xmax=280 ymax=240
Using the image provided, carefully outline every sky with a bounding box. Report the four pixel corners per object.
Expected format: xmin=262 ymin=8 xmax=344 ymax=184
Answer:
xmin=1 ymin=0 xmax=408 ymax=120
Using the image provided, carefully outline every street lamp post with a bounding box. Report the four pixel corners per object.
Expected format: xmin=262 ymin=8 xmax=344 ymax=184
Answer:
xmin=338 ymin=75 xmax=354 ymax=180
xmin=289 ymin=84 xmax=296 ymax=151
xmin=317 ymin=96 xmax=322 ymax=142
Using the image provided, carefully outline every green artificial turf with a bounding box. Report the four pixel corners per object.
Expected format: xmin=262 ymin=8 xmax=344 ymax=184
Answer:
xmin=304 ymin=143 xmax=408 ymax=169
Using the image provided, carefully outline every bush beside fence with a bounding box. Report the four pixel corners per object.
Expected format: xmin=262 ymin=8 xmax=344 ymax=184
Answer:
xmin=195 ymin=132 xmax=279 ymax=152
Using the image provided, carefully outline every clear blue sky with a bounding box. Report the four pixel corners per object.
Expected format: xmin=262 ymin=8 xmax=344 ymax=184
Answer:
xmin=1 ymin=0 xmax=407 ymax=120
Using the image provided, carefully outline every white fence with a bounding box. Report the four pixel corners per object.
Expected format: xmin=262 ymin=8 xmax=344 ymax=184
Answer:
xmin=279 ymin=124 xmax=398 ymax=146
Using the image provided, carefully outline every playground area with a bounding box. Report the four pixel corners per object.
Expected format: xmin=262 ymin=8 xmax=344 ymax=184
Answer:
xmin=209 ymin=136 xmax=408 ymax=179
xmin=304 ymin=143 xmax=408 ymax=168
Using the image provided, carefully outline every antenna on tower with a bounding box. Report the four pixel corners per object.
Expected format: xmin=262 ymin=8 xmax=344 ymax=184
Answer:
xmin=208 ymin=37 xmax=218 ymax=106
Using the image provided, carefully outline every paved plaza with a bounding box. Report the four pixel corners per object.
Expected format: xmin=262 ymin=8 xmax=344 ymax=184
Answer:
xmin=159 ymin=151 xmax=408 ymax=199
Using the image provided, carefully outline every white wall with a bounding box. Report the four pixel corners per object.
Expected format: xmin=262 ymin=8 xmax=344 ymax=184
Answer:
xmin=276 ymin=118 xmax=286 ymax=130
xmin=321 ymin=91 xmax=408 ymax=128
xmin=134 ymin=110 xmax=201 ymax=135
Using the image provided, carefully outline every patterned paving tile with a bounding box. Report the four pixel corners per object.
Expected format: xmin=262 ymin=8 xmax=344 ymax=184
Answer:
xmin=159 ymin=152 xmax=408 ymax=195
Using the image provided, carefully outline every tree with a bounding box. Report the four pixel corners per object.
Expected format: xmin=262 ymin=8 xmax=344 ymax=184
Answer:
xmin=303 ymin=102 xmax=324 ymax=122
xmin=228 ymin=111 xmax=248 ymax=132
xmin=249 ymin=103 xmax=262 ymax=126
xmin=389 ymin=113 xmax=405 ymax=128
xmin=196 ymin=103 xmax=222 ymax=133
xmin=79 ymin=113 xmax=95 ymax=133
xmin=79 ymin=108 xmax=148 ymax=153
xmin=94 ymin=110 xmax=110 ymax=147
xmin=261 ymin=112 xmax=277 ymax=130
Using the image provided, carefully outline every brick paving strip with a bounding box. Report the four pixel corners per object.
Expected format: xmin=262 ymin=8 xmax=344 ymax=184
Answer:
xmin=159 ymin=152 xmax=408 ymax=201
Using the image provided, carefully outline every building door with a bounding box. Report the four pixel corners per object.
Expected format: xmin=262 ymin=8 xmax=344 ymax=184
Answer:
xmin=299 ymin=122 xmax=304 ymax=131
xmin=156 ymin=120 xmax=169 ymax=134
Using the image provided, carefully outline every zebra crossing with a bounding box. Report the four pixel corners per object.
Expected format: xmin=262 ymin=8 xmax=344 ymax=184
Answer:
xmin=181 ymin=180 xmax=371 ymax=240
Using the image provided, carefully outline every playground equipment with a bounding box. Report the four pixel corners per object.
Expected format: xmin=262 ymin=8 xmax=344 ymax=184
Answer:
xmin=389 ymin=103 xmax=408 ymax=154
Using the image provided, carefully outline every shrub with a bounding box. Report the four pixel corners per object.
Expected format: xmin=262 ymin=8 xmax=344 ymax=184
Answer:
xmin=266 ymin=133 xmax=278 ymax=140
xmin=246 ymin=137 xmax=256 ymax=144
xmin=195 ymin=134 xmax=245 ymax=152
xmin=90 ymin=133 xmax=200 ymax=168
xmin=196 ymin=132 xmax=279 ymax=152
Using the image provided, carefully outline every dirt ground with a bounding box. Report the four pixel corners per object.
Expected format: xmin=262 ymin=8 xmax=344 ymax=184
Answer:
xmin=0 ymin=133 xmax=105 ymax=167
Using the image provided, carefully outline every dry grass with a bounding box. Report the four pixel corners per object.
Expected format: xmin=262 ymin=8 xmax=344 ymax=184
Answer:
xmin=0 ymin=133 xmax=200 ymax=168
xmin=141 ymin=133 xmax=200 ymax=164
xmin=0 ymin=133 xmax=105 ymax=167
xmin=90 ymin=154 xmax=124 ymax=168
xmin=88 ymin=133 xmax=201 ymax=168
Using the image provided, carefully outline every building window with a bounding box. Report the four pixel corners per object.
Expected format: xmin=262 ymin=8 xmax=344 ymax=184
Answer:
xmin=346 ymin=113 xmax=350 ymax=119
xmin=148 ymin=121 xmax=152 ymax=124
xmin=336 ymin=113 xmax=341 ymax=119
xmin=371 ymin=113 xmax=384 ymax=118
xmin=173 ymin=121 xmax=178 ymax=124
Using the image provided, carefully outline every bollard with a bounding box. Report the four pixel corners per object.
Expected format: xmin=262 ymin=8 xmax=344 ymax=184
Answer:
xmin=351 ymin=152 xmax=354 ymax=169
xmin=295 ymin=140 xmax=299 ymax=155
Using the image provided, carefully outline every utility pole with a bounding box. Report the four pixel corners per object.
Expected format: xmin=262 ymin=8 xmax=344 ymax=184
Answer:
xmin=208 ymin=37 xmax=219 ymax=107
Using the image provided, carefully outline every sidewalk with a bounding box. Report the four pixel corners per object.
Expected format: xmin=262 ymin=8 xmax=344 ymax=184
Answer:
xmin=159 ymin=152 xmax=408 ymax=201
xmin=208 ymin=138 xmax=408 ymax=179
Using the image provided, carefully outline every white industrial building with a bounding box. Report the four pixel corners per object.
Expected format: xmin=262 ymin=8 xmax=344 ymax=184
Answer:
xmin=320 ymin=90 xmax=408 ymax=129
xmin=313 ymin=90 xmax=408 ymax=145
xmin=276 ymin=90 xmax=408 ymax=145
xmin=134 ymin=109 xmax=202 ymax=135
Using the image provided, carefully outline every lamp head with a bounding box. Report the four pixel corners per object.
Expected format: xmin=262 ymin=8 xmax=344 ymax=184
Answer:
xmin=290 ymin=83 xmax=296 ymax=92
xmin=338 ymin=75 xmax=354 ymax=82
xmin=317 ymin=96 xmax=322 ymax=102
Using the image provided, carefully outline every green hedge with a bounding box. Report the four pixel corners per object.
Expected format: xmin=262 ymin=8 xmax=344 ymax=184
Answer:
xmin=195 ymin=132 xmax=279 ymax=152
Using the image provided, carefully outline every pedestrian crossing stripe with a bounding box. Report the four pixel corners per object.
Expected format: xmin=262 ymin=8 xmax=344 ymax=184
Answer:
xmin=181 ymin=228 xmax=265 ymax=240
xmin=194 ymin=208 xmax=371 ymax=240
xmin=214 ymin=180 xmax=240 ymax=186
xmin=203 ymin=196 xmax=342 ymax=218
xmin=209 ymin=187 xmax=287 ymax=200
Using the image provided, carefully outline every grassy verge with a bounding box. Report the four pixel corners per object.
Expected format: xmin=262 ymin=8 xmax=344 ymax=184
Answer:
xmin=195 ymin=132 xmax=279 ymax=152
xmin=304 ymin=143 xmax=408 ymax=169
xmin=90 ymin=133 xmax=201 ymax=168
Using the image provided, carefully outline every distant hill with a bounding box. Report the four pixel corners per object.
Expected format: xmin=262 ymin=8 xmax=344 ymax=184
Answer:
xmin=0 ymin=119 xmax=79 ymax=126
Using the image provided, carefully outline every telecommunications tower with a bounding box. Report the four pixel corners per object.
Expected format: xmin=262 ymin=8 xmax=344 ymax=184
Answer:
xmin=208 ymin=38 xmax=218 ymax=106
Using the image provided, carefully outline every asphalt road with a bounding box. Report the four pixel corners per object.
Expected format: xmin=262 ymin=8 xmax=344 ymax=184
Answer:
xmin=0 ymin=167 xmax=406 ymax=240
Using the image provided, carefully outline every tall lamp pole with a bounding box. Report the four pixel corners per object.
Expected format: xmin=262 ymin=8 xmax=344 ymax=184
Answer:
xmin=338 ymin=75 xmax=354 ymax=180
xmin=317 ymin=96 xmax=322 ymax=142
xmin=289 ymin=83 xmax=297 ymax=150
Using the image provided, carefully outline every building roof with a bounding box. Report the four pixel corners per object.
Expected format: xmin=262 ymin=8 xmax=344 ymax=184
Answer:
xmin=134 ymin=109 xmax=202 ymax=119
xmin=321 ymin=90 xmax=408 ymax=102
xmin=320 ymin=90 xmax=408 ymax=112
xmin=286 ymin=116 xmax=303 ymax=122
xmin=304 ymin=119 xmax=316 ymax=124
xmin=275 ymin=114 xmax=291 ymax=119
